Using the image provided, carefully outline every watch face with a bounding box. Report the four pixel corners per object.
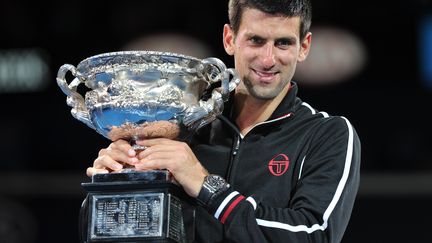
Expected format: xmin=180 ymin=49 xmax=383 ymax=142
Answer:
xmin=205 ymin=175 xmax=226 ymax=193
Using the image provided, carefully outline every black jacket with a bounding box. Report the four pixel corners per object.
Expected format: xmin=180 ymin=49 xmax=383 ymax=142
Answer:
xmin=191 ymin=82 xmax=361 ymax=243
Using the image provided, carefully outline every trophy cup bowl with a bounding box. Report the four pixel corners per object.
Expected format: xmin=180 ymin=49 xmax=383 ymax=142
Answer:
xmin=56 ymin=51 xmax=239 ymax=242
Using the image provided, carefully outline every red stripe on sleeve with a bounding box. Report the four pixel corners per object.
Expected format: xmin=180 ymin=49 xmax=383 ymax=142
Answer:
xmin=220 ymin=195 xmax=245 ymax=224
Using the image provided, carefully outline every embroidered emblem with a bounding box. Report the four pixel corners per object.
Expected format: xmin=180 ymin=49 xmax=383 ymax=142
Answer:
xmin=268 ymin=154 xmax=290 ymax=176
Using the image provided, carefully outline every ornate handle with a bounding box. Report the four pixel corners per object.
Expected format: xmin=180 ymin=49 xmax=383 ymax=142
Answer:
xmin=183 ymin=58 xmax=240 ymax=130
xmin=56 ymin=64 xmax=94 ymax=129
xmin=201 ymin=58 xmax=240 ymax=101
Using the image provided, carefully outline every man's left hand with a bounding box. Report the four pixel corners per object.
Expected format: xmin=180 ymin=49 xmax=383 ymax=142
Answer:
xmin=135 ymin=138 xmax=208 ymax=198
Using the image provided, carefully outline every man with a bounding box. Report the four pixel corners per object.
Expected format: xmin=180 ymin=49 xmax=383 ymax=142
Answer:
xmin=87 ymin=0 xmax=361 ymax=242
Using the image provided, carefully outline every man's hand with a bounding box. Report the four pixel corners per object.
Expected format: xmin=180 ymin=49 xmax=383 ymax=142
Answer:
xmin=86 ymin=139 xmax=139 ymax=177
xmin=135 ymin=138 xmax=208 ymax=198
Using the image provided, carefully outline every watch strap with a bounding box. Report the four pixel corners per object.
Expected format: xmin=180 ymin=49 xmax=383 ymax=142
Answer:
xmin=197 ymin=182 xmax=213 ymax=206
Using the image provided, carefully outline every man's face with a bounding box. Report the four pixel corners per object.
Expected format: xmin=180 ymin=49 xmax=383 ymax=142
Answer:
xmin=223 ymin=8 xmax=311 ymax=100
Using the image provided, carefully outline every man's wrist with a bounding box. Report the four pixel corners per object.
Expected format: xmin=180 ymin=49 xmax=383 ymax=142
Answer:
xmin=196 ymin=174 xmax=230 ymax=207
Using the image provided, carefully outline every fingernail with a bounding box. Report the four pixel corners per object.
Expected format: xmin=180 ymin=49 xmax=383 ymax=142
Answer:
xmin=128 ymin=149 xmax=136 ymax=156
xmin=129 ymin=157 xmax=139 ymax=164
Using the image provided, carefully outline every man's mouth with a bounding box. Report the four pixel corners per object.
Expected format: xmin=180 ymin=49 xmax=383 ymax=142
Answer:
xmin=252 ymin=69 xmax=278 ymax=82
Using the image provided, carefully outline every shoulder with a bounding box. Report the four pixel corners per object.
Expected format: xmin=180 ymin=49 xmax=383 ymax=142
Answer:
xmin=297 ymin=101 xmax=355 ymax=129
xmin=294 ymin=102 xmax=360 ymax=143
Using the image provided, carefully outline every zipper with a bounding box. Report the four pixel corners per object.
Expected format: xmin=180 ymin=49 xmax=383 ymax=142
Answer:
xmin=232 ymin=136 xmax=241 ymax=156
xmin=226 ymin=135 xmax=241 ymax=184
xmin=224 ymin=113 xmax=292 ymax=185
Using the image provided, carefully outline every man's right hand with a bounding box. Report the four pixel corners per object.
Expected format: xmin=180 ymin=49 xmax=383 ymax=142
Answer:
xmin=86 ymin=139 xmax=139 ymax=177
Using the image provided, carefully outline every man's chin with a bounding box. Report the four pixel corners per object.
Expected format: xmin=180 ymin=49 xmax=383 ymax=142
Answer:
xmin=249 ymin=88 xmax=279 ymax=100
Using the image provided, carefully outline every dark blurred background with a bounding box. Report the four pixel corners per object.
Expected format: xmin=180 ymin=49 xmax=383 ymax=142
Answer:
xmin=0 ymin=0 xmax=431 ymax=242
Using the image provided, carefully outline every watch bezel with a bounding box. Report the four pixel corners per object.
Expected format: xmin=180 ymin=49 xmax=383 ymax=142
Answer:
xmin=203 ymin=174 xmax=226 ymax=193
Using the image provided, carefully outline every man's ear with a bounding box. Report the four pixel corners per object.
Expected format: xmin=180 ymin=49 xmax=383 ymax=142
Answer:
xmin=298 ymin=32 xmax=312 ymax=62
xmin=223 ymin=24 xmax=235 ymax=56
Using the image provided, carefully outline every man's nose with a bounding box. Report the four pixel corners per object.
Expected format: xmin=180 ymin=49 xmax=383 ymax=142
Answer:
xmin=261 ymin=43 xmax=276 ymax=68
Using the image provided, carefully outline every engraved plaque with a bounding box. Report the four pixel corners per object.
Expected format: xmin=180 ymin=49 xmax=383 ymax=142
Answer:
xmin=90 ymin=193 xmax=164 ymax=240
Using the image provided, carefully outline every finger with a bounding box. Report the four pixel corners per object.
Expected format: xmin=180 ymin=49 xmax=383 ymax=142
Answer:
xmin=137 ymin=144 xmax=178 ymax=160
xmin=137 ymin=150 xmax=187 ymax=172
xmin=137 ymin=141 xmax=191 ymax=161
xmin=136 ymin=138 xmax=176 ymax=147
xmin=94 ymin=155 xmax=124 ymax=171
xmin=86 ymin=167 xmax=109 ymax=177
xmin=136 ymin=146 xmax=177 ymax=167
xmin=141 ymin=150 xmax=176 ymax=162
xmin=99 ymin=147 xmax=138 ymax=166
xmin=110 ymin=139 xmax=136 ymax=157
xmin=135 ymin=158 xmax=165 ymax=171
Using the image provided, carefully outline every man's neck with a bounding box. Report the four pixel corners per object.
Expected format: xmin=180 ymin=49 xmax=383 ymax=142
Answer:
xmin=234 ymin=84 xmax=290 ymax=135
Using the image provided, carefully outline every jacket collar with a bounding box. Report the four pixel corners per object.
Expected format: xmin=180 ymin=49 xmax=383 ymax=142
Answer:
xmin=268 ymin=81 xmax=299 ymax=120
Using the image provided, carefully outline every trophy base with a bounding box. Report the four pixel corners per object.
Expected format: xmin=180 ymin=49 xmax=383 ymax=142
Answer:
xmin=81 ymin=170 xmax=195 ymax=243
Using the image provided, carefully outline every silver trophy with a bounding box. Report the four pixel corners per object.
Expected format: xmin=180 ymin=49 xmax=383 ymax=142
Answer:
xmin=56 ymin=51 xmax=239 ymax=243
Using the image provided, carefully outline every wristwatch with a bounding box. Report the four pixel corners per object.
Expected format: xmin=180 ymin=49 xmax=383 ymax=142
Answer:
xmin=197 ymin=174 xmax=230 ymax=207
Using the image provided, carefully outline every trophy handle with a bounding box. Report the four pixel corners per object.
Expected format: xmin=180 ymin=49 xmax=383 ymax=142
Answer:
xmin=56 ymin=64 xmax=95 ymax=129
xmin=201 ymin=58 xmax=240 ymax=101
xmin=183 ymin=58 xmax=240 ymax=130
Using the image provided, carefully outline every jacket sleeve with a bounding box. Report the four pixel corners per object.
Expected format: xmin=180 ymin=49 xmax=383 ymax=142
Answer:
xmin=202 ymin=116 xmax=361 ymax=243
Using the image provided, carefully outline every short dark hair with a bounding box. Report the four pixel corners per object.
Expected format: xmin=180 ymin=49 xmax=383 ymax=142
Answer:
xmin=228 ymin=0 xmax=312 ymax=41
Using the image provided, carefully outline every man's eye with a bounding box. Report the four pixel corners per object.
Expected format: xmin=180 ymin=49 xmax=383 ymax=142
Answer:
xmin=276 ymin=39 xmax=291 ymax=46
xmin=276 ymin=38 xmax=295 ymax=48
xmin=250 ymin=37 xmax=264 ymax=45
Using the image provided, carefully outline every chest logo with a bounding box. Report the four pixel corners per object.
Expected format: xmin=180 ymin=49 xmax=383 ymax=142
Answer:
xmin=268 ymin=154 xmax=290 ymax=176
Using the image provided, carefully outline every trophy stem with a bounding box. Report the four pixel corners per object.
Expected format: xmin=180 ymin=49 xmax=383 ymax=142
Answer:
xmin=114 ymin=137 xmax=144 ymax=172
xmin=131 ymin=143 xmax=147 ymax=151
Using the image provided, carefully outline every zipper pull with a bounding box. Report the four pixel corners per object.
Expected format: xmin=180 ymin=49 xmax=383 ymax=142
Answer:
xmin=232 ymin=136 xmax=240 ymax=156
